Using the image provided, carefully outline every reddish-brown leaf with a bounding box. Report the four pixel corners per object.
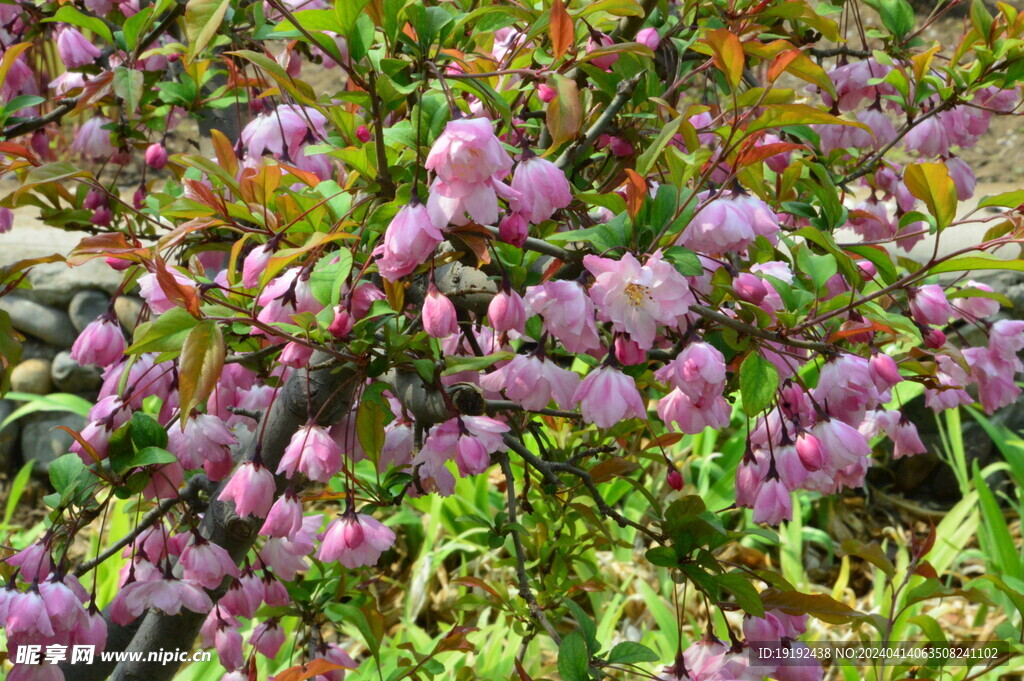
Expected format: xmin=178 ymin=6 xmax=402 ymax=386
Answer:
xmin=589 ymin=456 xmax=640 ymax=483
xmin=274 ymin=659 xmax=351 ymax=681
xmin=701 ymin=29 xmax=744 ymax=88
xmin=624 ymin=168 xmax=646 ymax=218
xmin=154 ymin=257 xmax=201 ymax=317
xmin=550 ymin=0 xmax=573 ymax=60
xmin=433 ymin=626 xmax=478 ymax=653
xmin=767 ymin=48 xmax=800 ymax=82
xmin=210 ymin=129 xmax=238 ymax=177
xmin=452 ymin=576 xmax=504 ymax=600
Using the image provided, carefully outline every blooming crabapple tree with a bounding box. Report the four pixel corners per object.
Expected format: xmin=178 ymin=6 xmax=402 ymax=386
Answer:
xmin=1 ymin=0 xmax=1024 ymax=679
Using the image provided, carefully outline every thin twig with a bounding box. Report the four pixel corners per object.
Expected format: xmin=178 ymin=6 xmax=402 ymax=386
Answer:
xmin=555 ymin=73 xmax=643 ymax=171
xmin=688 ymin=304 xmax=835 ymax=353
xmin=479 ymin=225 xmax=576 ymax=261
xmin=487 ymin=400 xmax=582 ymax=419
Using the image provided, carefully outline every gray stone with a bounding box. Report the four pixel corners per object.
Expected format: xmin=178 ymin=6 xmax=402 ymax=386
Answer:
xmin=20 ymin=412 xmax=87 ymax=472
xmin=51 ymin=352 xmax=103 ymax=393
xmin=68 ymin=290 xmax=111 ymax=333
xmin=21 ymin=260 xmax=123 ymax=307
xmin=20 ymin=340 xmax=60 ymax=362
xmin=10 ymin=359 xmax=53 ymax=395
xmin=0 ymin=399 xmax=20 ymax=470
xmin=0 ymin=296 xmax=77 ymax=348
xmin=114 ymin=295 xmax=145 ymax=331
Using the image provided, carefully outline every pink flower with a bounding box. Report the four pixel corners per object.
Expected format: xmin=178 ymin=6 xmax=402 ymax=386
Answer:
xmin=847 ymin=198 xmax=896 ymax=242
xmin=524 ymin=281 xmax=602 ymax=354
xmin=488 ymin=288 xmax=527 ymax=334
xmin=278 ymin=424 xmax=344 ymax=482
xmin=0 ymin=207 xmax=12 ymax=234
xmin=426 ymin=118 xmax=512 ymax=185
xmin=657 ymin=388 xmax=731 ymax=434
xmin=952 ymin=280 xmax=999 ymax=320
xmin=909 ymin=284 xmax=952 ymax=326
xmin=498 ymin=212 xmax=529 ymax=246
xmin=654 ymin=342 xmax=726 ymax=403
xmin=180 ymin=538 xmax=241 ymax=589
xmin=167 ymin=413 xmax=237 ymax=479
xmin=5 ymin=543 xmax=52 ymax=583
xmin=636 ymin=27 xmax=660 ymax=51
xmin=116 ymin=577 xmax=213 ymax=620
xmin=355 ymin=125 xmax=371 ymax=143
xmin=70 ymin=314 xmax=125 ymax=367
xmin=412 ymin=416 xmax=509 ymax=493
xmin=573 ymin=366 xmax=646 ymax=428
xmin=865 ymin=409 xmax=926 ymax=458
xmin=584 ymin=250 xmax=694 ymax=350
xmin=537 ymin=84 xmax=556 ymax=102
xmin=752 ymin=477 xmax=793 ymax=525
xmin=586 ymin=33 xmax=618 ymax=69
xmin=328 ymin=306 xmax=355 ymax=339
xmin=201 ymin=608 xmax=244 ymax=670
xmin=815 ymin=59 xmax=895 ymax=112
xmin=426 ymin=175 xmax=517 ymax=228
xmin=869 ymin=352 xmax=902 ymax=392
xmin=946 ymin=156 xmax=976 ymax=200
xmin=479 ymin=354 xmax=580 ymax=411
xmin=241 ymin=105 xmax=327 ymax=160
xmin=137 ymin=268 xmax=194 ymax=314
xmin=318 ymin=514 xmax=396 ymax=568
xmin=924 ymin=355 xmax=974 ymax=412
xmin=57 ymin=27 xmax=101 ymax=68
xmin=6 ymin=590 xmax=55 ymax=637
xmin=678 ymin=193 xmax=757 ymax=254
xmin=251 ymin=620 xmax=286 ymax=658
xmin=145 ymin=142 xmax=168 ymax=170
xmin=614 ymin=336 xmax=646 ymax=365
xmin=423 ymin=284 xmax=458 ymax=338
xmin=903 ymin=116 xmax=952 ymax=157
xmin=374 ymin=201 xmax=444 ymax=281
xmin=242 ymin=242 xmax=274 ymax=288
xmin=813 ymin=353 xmax=880 ymax=424
xmin=72 ymin=117 xmax=115 ymax=159
xmin=510 ymin=157 xmax=572 ymax=224
xmin=259 ymin=490 xmax=304 ymax=539
xmin=218 ymin=461 xmax=276 ymax=517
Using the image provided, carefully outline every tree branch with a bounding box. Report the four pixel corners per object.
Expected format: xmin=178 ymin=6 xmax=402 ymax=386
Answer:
xmin=688 ymin=304 xmax=835 ymax=353
xmin=555 ymin=73 xmax=642 ymax=171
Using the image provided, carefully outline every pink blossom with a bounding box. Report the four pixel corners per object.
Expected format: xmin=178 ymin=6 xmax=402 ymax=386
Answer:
xmin=251 ymin=620 xmax=286 ymax=658
xmin=0 ymin=207 xmax=12 ymax=234
xmin=903 ymin=116 xmax=952 ymax=157
xmin=218 ymin=461 xmax=276 ymax=517
xmin=318 ymin=514 xmax=396 ymax=568
xmin=657 ymin=388 xmax=731 ymax=434
xmin=144 ymin=142 xmax=168 ymax=170
xmin=869 ymin=352 xmax=902 ymax=392
xmin=180 ymin=538 xmax=241 ymax=589
xmin=636 ymin=27 xmax=660 ymax=51
xmin=584 ymin=250 xmax=694 ymax=350
xmin=813 ymin=354 xmax=880 ymax=424
xmin=815 ymin=59 xmax=895 ymax=111
xmin=72 ymin=117 xmax=115 ymax=159
xmin=116 ymin=577 xmax=213 ymax=621
xmin=355 ymin=125 xmax=371 ymax=143
xmin=426 ymin=118 xmax=512 ymax=185
xmin=479 ymin=354 xmax=580 ymax=411
xmin=6 ymin=590 xmax=55 ymax=637
xmin=924 ymin=355 xmax=974 ymax=412
xmin=537 ymin=84 xmax=556 ymax=102
xmin=733 ymin=272 xmax=768 ymax=305
xmin=946 ymin=156 xmax=976 ymax=200
xmin=241 ymin=104 xmax=327 ymax=160
xmin=5 ymin=543 xmax=52 ymax=583
xmin=573 ymin=366 xmax=646 ymax=428
xmin=423 ymin=284 xmax=458 ymax=338
xmin=524 ymin=281 xmax=602 ymax=354
xmin=374 ymin=201 xmax=444 ymax=281
xmin=201 ymin=608 xmax=244 ymax=670
xmin=380 ymin=422 xmax=413 ymax=471
xmin=57 ymin=27 xmax=101 ymax=68
xmin=865 ymin=409 xmax=926 ymax=458
xmin=137 ymin=268 xmax=194 ymax=314
xmin=752 ymin=477 xmax=793 ymax=525
xmin=167 ymin=413 xmax=237 ymax=479
xmin=488 ymin=288 xmax=527 ymax=334
xmin=586 ymin=33 xmax=618 ymax=70
xmin=678 ymin=193 xmax=757 ymax=254
xmin=498 ymin=212 xmax=529 ymax=246
xmin=260 ymin=490 xmax=304 ymax=538
xmin=655 ymin=342 xmax=726 ymax=403
xmin=242 ymin=242 xmax=274 ymax=288
xmin=847 ymin=198 xmax=896 ymax=242
xmin=510 ymin=157 xmax=572 ymax=224
xmin=952 ymin=280 xmax=999 ymax=320
xmin=328 ymin=306 xmax=355 ymax=339
xmin=70 ymin=315 xmax=125 ymax=367
xmin=909 ymin=284 xmax=952 ymax=326
xmin=278 ymin=424 xmax=344 ymax=482
xmin=667 ymin=469 xmax=683 ymax=490
xmin=614 ymin=336 xmax=646 ymax=365
xmin=426 ymin=175 xmax=517 ymax=228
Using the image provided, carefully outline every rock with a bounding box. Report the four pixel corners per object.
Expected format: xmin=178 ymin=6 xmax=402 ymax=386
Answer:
xmin=0 ymin=399 xmax=20 ymax=471
xmin=68 ymin=290 xmax=111 ymax=333
xmin=20 ymin=412 xmax=87 ymax=472
xmin=114 ymin=295 xmax=145 ymax=331
xmin=0 ymin=296 xmax=77 ymax=348
xmin=21 ymin=260 xmax=123 ymax=307
xmin=20 ymin=340 xmax=60 ymax=362
xmin=10 ymin=359 xmax=53 ymax=395
xmin=51 ymin=352 xmax=103 ymax=393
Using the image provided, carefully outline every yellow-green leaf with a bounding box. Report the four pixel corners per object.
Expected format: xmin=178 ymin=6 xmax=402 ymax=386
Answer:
xmin=178 ymin=321 xmax=225 ymax=426
xmin=699 ymin=29 xmax=744 ymax=89
xmin=185 ymin=0 xmax=231 ymax=62
xmin=903 ymin=162 xmax=957 ymax=230
xmin=748 ymin=104 xmax=870 ymax=132
xmin=546 ymin=73 xmax=582 ymax=150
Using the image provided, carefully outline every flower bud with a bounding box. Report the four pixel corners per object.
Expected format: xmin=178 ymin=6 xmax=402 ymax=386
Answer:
xmin=84 ymin=189 xmax=107 ymax=210
xmin=423 ymin=284 xmax=458 ymax=338
xmin=355 ymin=125 xmax=371 ymax=143
xmin=733 ymin=272 xmax=768 ymax=305
xmin=0 ymin=207 xmax=12 ymax=234
xmin=343 ymin=519 xmax=365 ymax=549
xmin=91 ymin=206 xmax=113 ymax=226
xmin=133 ymin=186 xmax=146 ymax=209
xmin=498 ymin=212 xmax=529 ymax=247
xmin=869 ymin=353 xmax=901 ymax=390
xmin=586 ymin=33 xmax=618 ymax=70
xmin=636 ymin=27 xmax=660 ymax=51
xmin=145 ymin=142 xmax=168 ymax=169
xmin=328 ymin=306 xmax=355 ymax=339
xmin=923 ymin=328 xmax=946 ymax=349
xmin=488 ymin=289 xmax=526 ymax=334
xmin=795 ymin=432 xmax=824 ymax=472
xmin=537 ymin=84 xmax=556 ymax=103
xmin=667 ymin=469 xmax=683 ymax=491
xmin=614 ymin=336 xmax=646 ymax=365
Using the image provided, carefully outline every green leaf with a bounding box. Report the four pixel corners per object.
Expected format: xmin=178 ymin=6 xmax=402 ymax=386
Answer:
xmin=309 ymin=251 xmax=354 ymax=307
xmin=717 ymin=573 xmax=765 ymax=617
xmin=636 ymin=115 xmax=683 ymax=176
xmin=645 ymin=546 xmax=679 ymax=567
xmin=878 ymin=0 xmax=914 ymax=39
xmin=903 ymin=162 xmax=957 ymax=230
xmin=49 ymin=454 xmax=87 ymax=497
xmin=760 ymin=588 xmax=864 ymax=624
xmin=839 ymin=539 xmax=895 ymax=578
xmin=557 ymin=630 xmax=590 ymax=681
xmin=356 ymin=386 xmax=389 ymax=466
xmin=927 ymin=254 xmax=1024 ymax=276
xmin=185 ymin=0 xmax=231 ymax=61
xmin=113 ymin=66 xmax=145 ymax=117
xmin=128 ymin=308 xmax=201 ymax=354
xmin=130 ymin=412 xmax=168 ymax=450
xmin=0 ymin=393 xmax=93 ymax=434
xmin=562 ymin=600 xmax=598 ymax=654
xmin=43 ymin=7 xmax=114 ymax=43
xmin=977 ymin=190 xmax=1024 ymax=209
xmin=442 ymin=352 xmax=513 ymax=377
xmin=739 ymin=352 xmax=779 ymax=416
xmin=177 ymin=321 xmax=225 ymax=426
xmin=606 ymin=641 xmax=660 ymax=664
xmin=547 ymin=73 xmax=582 ymax=149
xmin=749 ymin=104 xmax=870 ymax=133
xmin=348 ymin=13 xmax=375 ymax=62
xmin=122 ymin=6 xmax=153 ymax=50
xmin=2 ymin=460 xmax=34 ymax=526
xmin=127 ymin=446 xmax=178 ymax=468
